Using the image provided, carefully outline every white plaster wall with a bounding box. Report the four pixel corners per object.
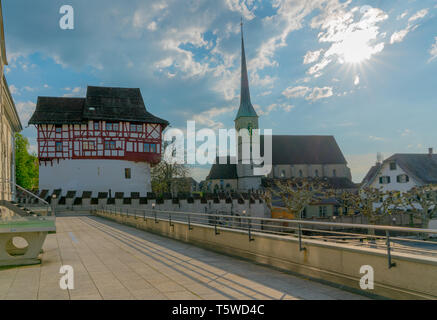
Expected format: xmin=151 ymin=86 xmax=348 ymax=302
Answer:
xmin=39 ymin=159 xmax=151 ymax=196
xmin=369 ymin=162 xmax=419 ymax=192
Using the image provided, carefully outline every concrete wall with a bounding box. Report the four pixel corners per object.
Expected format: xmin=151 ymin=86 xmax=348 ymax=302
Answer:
xmin=95 ymin=209 xmax=437 ymax=300
xmin=1 ymin=77 xmax=20 ymax=201
xmin=39 ymin=159 xmax=151 ymax=197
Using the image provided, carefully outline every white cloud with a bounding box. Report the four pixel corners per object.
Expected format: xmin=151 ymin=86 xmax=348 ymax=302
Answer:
xmin=354 ymin=75 xmax=360 ymax=86
xmin=23 ymin=86 xmax=35 ymax=92
xmin=192 ymin=105 xmax=237 ymax=129
xmin=390 ymin=9 xmax=428 ymax=45
xmin=16 ymin=101 xmax=36 ymax=124
xmin=9 ymin=85 xmax=19 ymax=95
xmin=408 ymin=9 xmax=428 ymax=22
xmin=306 ymin=86 xmax=333 ymax=101
xmin=307 ymin=58 xmax=331 ymax=75
xmin=63 ymin=87 xmax=85 ymax=97
xmin=401 ymin=128 xmax=412 ymax=137
xmin=390 ymin=28 xmax=410 ymax=44
xmin=369 ymin=135 xmax=385 ymax=141
xmin=147 ymin=21 xmax=157 ymax=31
xmin=255 ymin=103 xmax=294 ymax=116
xmin=397 ymin=10 xmax=408 ymax=20
xmin=225 ymin=0 xmax=256 ymax=20
xmin=282 ymin=86 xmax=310 ymax=98
xmin=429 ymin=37 xmax=437 ymax=62
xmin=313 ymin=6 xmax=388 ymax=66
xmin=303 ymin=49 xmax=323 ymax=64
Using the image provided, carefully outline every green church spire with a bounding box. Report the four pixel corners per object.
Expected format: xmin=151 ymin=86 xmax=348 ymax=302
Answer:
xmin=235 ymin=18 xmax=258 ymax=121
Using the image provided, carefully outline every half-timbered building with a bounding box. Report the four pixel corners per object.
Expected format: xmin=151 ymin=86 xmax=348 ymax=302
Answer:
xmin=29 ymin=86 xmax=169 ymax=197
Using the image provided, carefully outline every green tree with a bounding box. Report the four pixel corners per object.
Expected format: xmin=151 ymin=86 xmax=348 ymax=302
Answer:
xmin=151 ymin=143 xmax=189 ymax=196
xmin=15 ymin=133 xmax=38 ymax=190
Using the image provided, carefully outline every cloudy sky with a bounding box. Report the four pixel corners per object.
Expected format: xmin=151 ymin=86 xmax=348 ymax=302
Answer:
xmin=3 ymin=0 xmax=437 ymax=182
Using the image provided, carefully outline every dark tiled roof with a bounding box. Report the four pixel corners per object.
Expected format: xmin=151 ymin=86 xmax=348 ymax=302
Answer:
xmin=207 ymin=157 xmax=238 ymax=180
xmin=261 ymin=135 xmax=347 ymax=165
xmin=83 ymin=86 xmax=169 ymax=125
xmin=385 ymin=154 xmax=437 ymax=184
xmin=206 ymin=136 xmax=347 ymax=180
xmin=29 ymin=86 xmax=169 ymax=126
xmin=29 ymin=97 xmax=85 ymax=124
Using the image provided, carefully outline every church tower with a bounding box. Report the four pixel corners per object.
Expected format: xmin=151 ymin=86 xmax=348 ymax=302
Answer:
xmin=235 ymin=20 xmax=262 ymax=191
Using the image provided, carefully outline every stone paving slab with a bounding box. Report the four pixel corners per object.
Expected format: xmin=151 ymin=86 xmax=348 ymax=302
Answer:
xmin=0 ymin=216 xmax=369 ymax=300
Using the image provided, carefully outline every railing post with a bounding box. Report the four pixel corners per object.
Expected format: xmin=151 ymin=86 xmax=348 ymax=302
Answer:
xmin=143 ymin=210 xmax=146 ymax=221
xmin=298 ymin=223 xmax=306 ymax=252
xmin=188 ymin=215 xmax=193 ymax=230
xmin=248 ymin=218 xmax=254 ymax=242
xmin=169 ymin=212 xmax=174 ymax=227
xmin=386 ymin=231 xmax=396 ymax=269
xmin=215 ymin=215 xmax=220 ymax=235
xmin=154 ymin=209 xmax=158 ymax=224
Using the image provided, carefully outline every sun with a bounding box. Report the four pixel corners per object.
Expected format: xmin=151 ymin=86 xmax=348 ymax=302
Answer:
xmin=332 ymin=29 xmax=384 ymax=64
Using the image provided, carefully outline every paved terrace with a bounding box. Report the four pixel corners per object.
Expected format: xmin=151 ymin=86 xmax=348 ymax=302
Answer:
xmin=0 ymin=215 xmax=367 ymax=300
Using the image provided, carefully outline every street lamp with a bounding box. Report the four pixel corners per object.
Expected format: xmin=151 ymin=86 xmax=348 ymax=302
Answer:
xmin=51 ymin=194 xmax=57 ymax=217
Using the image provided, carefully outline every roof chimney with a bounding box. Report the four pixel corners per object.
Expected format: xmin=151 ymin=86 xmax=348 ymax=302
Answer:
xmin=429 ymin=148 xmax=433 ymax=158
xmin=376 ymin=152 xmax=383 ymax=164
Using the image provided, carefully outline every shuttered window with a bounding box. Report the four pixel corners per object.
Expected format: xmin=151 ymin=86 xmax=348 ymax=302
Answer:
xmin=396 ymin=174 xmax=409 ymax=183
xmin=379 ymin=176 xmax=391 ymax=184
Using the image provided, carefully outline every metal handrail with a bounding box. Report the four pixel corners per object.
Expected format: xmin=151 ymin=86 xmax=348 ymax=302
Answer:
xmin=112 ymin=207 xmax=437 ymax=235
xmin=95 ymin=205 xmax=437 ymax=266
xmin=1 ymin=179 xmax=51 ymax=215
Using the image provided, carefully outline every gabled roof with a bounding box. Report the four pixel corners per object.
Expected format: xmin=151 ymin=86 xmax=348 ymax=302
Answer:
xmin=207 ymin=156 xmax=238 ymax=180
xmin=261 ymin=135 xmax=348 ymax=165
xmin=83 ymin=86 xmax=168 ymax=125
xmin=29 ymin=86 xmax=169 ymax=126
xmin=361 ymin=163 xmax=382 ymax=186
xmin=386 ymin=154 xmax=437 ymax=184
xmin=29 ymin=97 xmax=85 ymax=124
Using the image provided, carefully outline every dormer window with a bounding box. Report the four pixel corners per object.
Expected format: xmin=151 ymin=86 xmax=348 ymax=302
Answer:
xmin=55 ymin=125 xmax=62 ymax=134
xmin=389 ymin=162 xmax=397 ymax=171
xmin=94 ymin=122 xmax=99 ymax=130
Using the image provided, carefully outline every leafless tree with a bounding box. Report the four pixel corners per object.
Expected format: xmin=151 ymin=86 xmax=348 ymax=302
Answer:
xmin=263 ymin=179 xmax=333 ymax=219
xmin=399 ymin=185 xmax=437 ymax=238
xmin=151 ymin=143 xmax=190 ymax=196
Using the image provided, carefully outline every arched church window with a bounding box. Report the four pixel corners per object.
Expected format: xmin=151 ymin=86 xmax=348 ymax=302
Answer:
xmin=333 ymin=169 xmax=337 ymax=177
xmin=315 ymin=170 xmax=319 ymax=177
xmin=299 ymin=170 xmax=303 ymax=178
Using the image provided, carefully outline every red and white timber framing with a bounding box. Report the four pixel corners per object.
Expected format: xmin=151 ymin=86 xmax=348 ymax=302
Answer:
xmin=36 ymin=120 xmax=164 ymax=165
